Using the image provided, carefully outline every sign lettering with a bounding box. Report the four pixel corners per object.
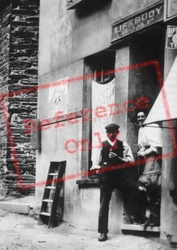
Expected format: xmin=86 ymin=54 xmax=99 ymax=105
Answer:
xmin=112 ymin=2 xmax=163 ymax=42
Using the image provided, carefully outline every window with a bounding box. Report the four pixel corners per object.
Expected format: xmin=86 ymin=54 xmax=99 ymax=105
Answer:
xmin=76 ymin=51 xmax=115 ymax=187
xmin=90 ymin=52 xmax=115 ymax=83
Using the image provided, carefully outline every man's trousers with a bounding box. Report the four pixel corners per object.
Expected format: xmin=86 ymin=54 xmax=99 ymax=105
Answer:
xmin=98 ymin=168 xmax=144 ymax=233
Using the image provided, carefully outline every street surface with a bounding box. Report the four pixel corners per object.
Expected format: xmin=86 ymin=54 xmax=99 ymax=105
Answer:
xmin=0 ymin=209 xmax=176 ymax=250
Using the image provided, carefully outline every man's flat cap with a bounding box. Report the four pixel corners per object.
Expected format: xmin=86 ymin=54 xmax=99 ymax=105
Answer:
xmin=105 ymin=123 xmax=120 ymax=132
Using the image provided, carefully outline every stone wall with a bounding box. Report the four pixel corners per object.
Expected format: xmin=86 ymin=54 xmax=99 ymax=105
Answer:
xmin=0 ymin=0 xmax=39 ymax=197
xmin=0 ymin=2 xmax=12 ymax=195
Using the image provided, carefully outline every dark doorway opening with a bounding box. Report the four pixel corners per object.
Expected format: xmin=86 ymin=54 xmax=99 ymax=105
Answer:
xmin=124 ymin=24 xmax=166 ymax=232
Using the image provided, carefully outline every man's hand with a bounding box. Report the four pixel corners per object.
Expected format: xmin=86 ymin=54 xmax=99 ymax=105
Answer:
xmin=139 ymin=186 xmax=147 ymax=192
xmin=90 ymin=165 xmax=101 ymax=175
xmin=109 ymin=151 xmax=118 ymax=158
xmin=90 ymin=165 xmax=101 ymax=170
xmin=95 ymin=169 xmax=100 ymax=174
xmin=109 ymin=152 xmax=129 ymax=162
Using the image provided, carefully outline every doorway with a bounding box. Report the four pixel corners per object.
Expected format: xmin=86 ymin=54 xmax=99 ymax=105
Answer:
xmin=124 ymin=24 xmax=166 ymax=232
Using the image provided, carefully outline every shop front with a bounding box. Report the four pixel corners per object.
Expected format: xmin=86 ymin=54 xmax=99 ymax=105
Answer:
xmin=144 ymin=0 xmax=177 ymax=243
xmin=109 ymin=0 xmax=177 ymax=242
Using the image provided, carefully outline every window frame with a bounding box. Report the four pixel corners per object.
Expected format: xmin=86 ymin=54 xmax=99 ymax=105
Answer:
xmin=164 ymin=0 xmax=177 ymax=21
xmin=76 ymin=51 xmax=115 ymax=188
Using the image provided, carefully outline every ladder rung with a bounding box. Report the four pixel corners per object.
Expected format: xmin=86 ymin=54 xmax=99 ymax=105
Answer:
xmin=40 ymin=212 xmax=50 ymax=217
xmin=45 ymin=186 xmax=55 ymax=190
xmin=43 ymin=199 xmax=53 ymax=203
xmin=48 ymin=173 xmax=58 ymax=176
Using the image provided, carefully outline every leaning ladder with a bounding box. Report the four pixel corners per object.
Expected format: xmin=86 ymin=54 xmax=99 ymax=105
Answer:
xmin=38 ymin=161 xmax=66 ymax=228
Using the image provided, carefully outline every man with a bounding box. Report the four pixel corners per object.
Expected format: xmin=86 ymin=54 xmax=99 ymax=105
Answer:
xmin=96 ymin=123 xmax=144 ymax=241
xmin=137 ymin=111 xmax=162 ymax=229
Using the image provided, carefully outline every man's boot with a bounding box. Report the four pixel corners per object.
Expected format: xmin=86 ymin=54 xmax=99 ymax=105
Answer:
xmin=98 ymin=233 xmax=107 ymax=241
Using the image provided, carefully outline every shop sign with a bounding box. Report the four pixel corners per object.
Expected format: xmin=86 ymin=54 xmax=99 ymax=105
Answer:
xmin=111 ymin=2 xmax=163 ymax=42
xmin=166 ymin=25 xmax=177 ymax=49
xmin=164 ymin=0 xmax=177 ymax=21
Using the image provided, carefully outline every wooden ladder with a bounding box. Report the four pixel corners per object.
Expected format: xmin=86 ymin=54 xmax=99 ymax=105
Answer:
xmin=38 ymin=161 xmax=66 ymax=228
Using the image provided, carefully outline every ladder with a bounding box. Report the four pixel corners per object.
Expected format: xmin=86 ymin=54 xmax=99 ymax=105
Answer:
xmin=38 ymin=161 xmax=66 ymax=228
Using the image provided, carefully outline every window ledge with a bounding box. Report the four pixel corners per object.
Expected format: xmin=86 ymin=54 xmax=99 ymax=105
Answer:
xmin=76 ymin=176 xmax=100 ymax=188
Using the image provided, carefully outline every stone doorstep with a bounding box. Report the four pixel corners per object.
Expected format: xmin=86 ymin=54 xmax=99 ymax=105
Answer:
xmin=121 ymin=223 xmax=160 ymax=232
xmin=0 ymin=201 xmax=29 ymax=214
xmin=0 ymin=196 xmax=38 ymax=215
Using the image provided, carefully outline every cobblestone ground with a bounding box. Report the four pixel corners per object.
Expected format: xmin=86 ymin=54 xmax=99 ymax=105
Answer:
xmin=0 ymin=209 xmax=176 ymax=250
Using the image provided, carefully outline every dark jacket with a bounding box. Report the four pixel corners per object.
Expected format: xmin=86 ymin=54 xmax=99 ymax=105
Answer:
xmin=99 ymin=140 xmax=124 ymax=167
